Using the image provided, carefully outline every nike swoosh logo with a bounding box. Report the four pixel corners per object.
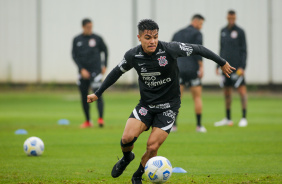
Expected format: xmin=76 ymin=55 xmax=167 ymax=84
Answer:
xmin=167 ymin=121 xmax=172 ymax=124
xmin=138 ymin=63 xmax=145 ymax=66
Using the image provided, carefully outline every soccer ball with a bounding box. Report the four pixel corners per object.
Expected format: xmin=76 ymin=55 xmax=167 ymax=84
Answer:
xmin=145 ymin=156 xmax=172 ymax=183
xmin=23 ymin=136 xmax=44 ymax=156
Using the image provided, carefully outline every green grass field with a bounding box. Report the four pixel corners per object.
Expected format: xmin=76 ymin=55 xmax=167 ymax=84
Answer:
xmin=0 ymin=89 xmax=281 ymax=183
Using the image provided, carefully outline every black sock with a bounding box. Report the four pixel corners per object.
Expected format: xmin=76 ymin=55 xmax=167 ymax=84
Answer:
xmin=133 ymin=163 xmax=144 ymax=177
xmin=226 ymin=109 xmax=231 ymax=120
xmin=83 ymin=101 xmax=90 ymax=121
xmin=242 ymin=109 xmax=246 ymax=118
xmin=123 ymin=151 xmax=132 ymax=161
xmin=196 ymin=114 xmax=201 ymax=127
xmin=79 ymin=79 xmax=90 ymax=121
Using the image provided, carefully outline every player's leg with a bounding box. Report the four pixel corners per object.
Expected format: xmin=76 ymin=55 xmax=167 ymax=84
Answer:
xmin=78 ymin=79 xmax=92 ymax=128
xmin=92 ymin=86 xmax=104 ymax=127
xmin=132 ymin=107 xmax=177 ymax=183
xmin=190 ymin=85 xmax=206 ymax=132
xmin=111 ymin=118 xmax=148 ymax=178
xmin=237 ymin=84 xmax=248 ymax=127
xmin=96 ymin=96 xmax=104 ymax=126
xmin=91 ymin=73 xmax=105 ymax=127
xmin=224 ymin=86 xmax=232 ymax=120
xmin=214 ymin=76 xmax=233 ymax=126
xmin=132 ymin=127 xmax=169 ymax=183
xmin=141 ymin=127 xmax=168 ymax=165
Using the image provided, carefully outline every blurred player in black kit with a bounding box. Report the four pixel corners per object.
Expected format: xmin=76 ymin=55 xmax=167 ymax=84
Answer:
xmin=214 ymin=10 xmax=248 ymax=127
xmin=72 ymin=18 xmax=108 ymax=128
xmin=172 ymin=14 xmax=207 ymax=133
xmin=87 ymin=19 xmax=235 ymax=184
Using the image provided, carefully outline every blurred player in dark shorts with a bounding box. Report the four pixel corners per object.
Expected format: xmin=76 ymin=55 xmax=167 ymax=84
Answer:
xmin=172 ymin=14 xmax=207 ymax=133
xmin=214 ymin=10 xmax=248 ymax=127
xmin=72 ymin=18 xmax=108 ymax=128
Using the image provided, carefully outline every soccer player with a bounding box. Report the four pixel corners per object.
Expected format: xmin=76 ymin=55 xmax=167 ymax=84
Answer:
xmin=72 ymin=18 xmax=108 ymax=128
xmin=214 ymin=10 xmax=248 ymax=127
xmin=171 ymin=14 xmax=206 ymax=133
xmin=87 ymin=19 xmax=235 ymax=184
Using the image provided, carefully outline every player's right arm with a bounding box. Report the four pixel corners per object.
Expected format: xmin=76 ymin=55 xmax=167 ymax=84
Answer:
xmin=166 ymin=41 xmax=235 ymax=78
xmin=87 ymin=51 xmax=133 ymax=103
xmin=216 ymin=29 xmax=225 ymax=75
xmin=72 ymin=37 xmax=90 ymax=79
xmin=72 ymin=37 xmax=83 ymax=72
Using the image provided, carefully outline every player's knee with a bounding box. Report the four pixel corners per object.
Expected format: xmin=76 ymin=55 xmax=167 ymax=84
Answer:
xmin=120 ymin=136 xmax=137 ymax=147
xmin=146 ymin=143 xmax=159 ymax=153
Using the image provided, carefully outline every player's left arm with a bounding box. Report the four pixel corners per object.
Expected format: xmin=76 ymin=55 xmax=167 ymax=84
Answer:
xmin=87 ymin=51 xmax=134 ymax=103
xmin=99 ymin=37 xmax=108 ymax=74
xmin=87 ymin=66 xmax=122 ymax=103
xmin=168 ymin=42 xmax=235 ymax=78
xmin=238 ymin=30 xmax=247 ymax=75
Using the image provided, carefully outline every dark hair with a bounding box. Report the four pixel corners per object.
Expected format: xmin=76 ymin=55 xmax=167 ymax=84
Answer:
xmin=228 ymin=10 xmax=236 ymax=15
xmin=192 ymin=14 xmax=205 ymax=21
xmin=137 ymin=19 xmax=159 ymax=34
xmin=82 ymin=18 xmax=92 ymax=26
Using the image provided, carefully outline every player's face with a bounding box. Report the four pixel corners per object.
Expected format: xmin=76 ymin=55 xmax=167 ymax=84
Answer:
xmin=227 ymin=14 xmax=236 ymax=27
xmin=196 ymin=19 xmax=204 ymax=30
xmin=138 ymin=29 xmax=158 ymax=55
xmin=83 ymin=22 xmax=93 ymax=35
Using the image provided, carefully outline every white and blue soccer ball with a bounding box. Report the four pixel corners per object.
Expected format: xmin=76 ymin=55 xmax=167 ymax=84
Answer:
xmin=23 ymin=136 xmax=44 ymax=156
xmin=145 ymin=156 xmax=172 ymax=183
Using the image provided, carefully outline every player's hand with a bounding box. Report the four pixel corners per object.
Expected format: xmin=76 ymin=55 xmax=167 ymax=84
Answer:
xmin=220 ymin=62 xmax=236 ymax=78
xmin=81 ymin=68 xmax=90 ymax=79
xmin=101 ymin=66 xmax=106 ymax=75
xmin=87 ymin=94 xmax=98 ymax=103
xmin=236 ymin=68 xmax=244 ymax=76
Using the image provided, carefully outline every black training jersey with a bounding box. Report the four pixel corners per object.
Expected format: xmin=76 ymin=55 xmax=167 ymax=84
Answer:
xmin=172 ymin=25 xmax=203 ymax=78
xmin=95 ymin=41 xmax=226 ymax=107
xmin=220 ymin=24 xmax=247 ymax=69
xmin=72 ymin=33 xmax=108 ymax=74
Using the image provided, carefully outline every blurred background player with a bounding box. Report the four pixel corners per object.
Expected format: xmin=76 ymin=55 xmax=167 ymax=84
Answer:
xmin=214 ymin=10 xmax=248 ymax=127
xmin=72 ymin=18 xmax=108 ymax=128
xmin=171 ymin=14 xmax=207 ymax=133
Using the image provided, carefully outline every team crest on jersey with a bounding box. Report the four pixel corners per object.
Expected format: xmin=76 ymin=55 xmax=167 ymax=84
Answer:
xmin=89 ymin=38 xmax=96 ymax=47
xmin=139 ymin=107 xmax=148 ymax=116
xmin=158 ymin=56 xmax=168 ymax=67
xmin=231 ymin=30 xmax=238 ymax=39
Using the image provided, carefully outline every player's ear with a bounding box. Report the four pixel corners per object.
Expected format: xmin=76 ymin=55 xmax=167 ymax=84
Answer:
xmin=137 ymin=34 xmax=141 ymax=42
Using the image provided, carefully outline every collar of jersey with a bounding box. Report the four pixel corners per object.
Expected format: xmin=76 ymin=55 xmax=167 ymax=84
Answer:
xmin=226 ymin=24 xmax=237 ymax=31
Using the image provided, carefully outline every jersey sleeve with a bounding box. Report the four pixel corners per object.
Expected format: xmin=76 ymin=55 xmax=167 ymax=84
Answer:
xmin=94 ymin=50 xmax=133 ymax=98
xmin=72 ymin=37 xmax=83 ymax=72
xmin=166 ymin=41 xmax=226 ymax=66
xmin=217 ymin=30 xmax=224 ymax=69
xmin=239 ymin=30 xmax=247 ymax=69
xmin=99 ymin=37 xmax=108 ymax=67
xmin=117 ymin=50 xmax=134 ymax=73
